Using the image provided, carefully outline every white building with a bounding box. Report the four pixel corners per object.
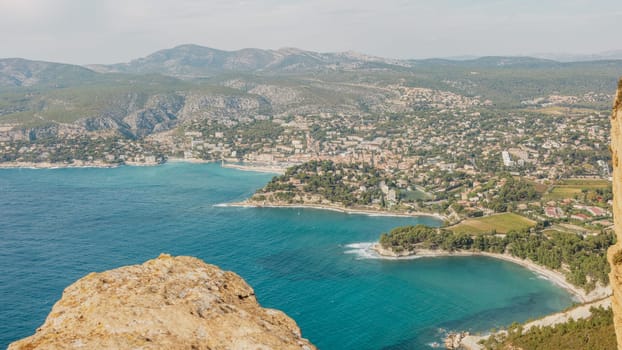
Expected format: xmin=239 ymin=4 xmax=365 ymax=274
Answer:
xmin=502 ymin=151 xmax=514 ymax=167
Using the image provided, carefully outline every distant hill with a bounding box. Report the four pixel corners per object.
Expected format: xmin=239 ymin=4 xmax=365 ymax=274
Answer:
xmin=0 ymin=58 xmax=99 ymax=88
xmin=88 ymin=44 xmax=408 ymax=77
xmin=532 ymin=50 xmax=622 ymax=62
xmin=410 ymin=56 xmax=561 ymax=68
xmin=92 ymin=44 xmax=622 ymax=78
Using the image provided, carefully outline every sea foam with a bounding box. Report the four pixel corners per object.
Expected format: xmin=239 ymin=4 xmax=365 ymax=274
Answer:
xmin=343 ymin=242 xmax=379 ymax=260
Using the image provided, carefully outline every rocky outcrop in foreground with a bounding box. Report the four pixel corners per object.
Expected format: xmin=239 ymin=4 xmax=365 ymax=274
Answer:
xmin=609 ymin=79 xmax=622 ymax=349
xmin=9 ymin=254 xmax=316 ymax=350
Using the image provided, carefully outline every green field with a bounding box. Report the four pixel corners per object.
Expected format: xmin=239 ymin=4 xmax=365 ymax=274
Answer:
xmin=544 ymin=179 xmax=611 ymax=200
xmin=545 ymin=187 xmax=583 ymax=200
xmin=399 ymin=188 xmax=433 ymax=201
xmin=523 ymin=179 xmax=549 ymax=194
xmin=558 ymin=179 xmax=610 ymax=187
xmin=449 ymin=213 xmax=536 ymax=234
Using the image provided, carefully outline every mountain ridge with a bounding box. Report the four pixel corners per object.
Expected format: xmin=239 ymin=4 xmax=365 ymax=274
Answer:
xmin=4 ymin=44 xmax=622 ymax=81
xmin=0 ymin=57 xmax=99 ymax=87
xmin=86 ymin=44 xmax=410 ymax=76
xmin=1 ymin=45 xmax=621 ymax=140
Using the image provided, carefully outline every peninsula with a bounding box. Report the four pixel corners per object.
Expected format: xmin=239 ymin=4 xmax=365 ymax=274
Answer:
xmin=232 ymin=160 xmax=447 ymax=219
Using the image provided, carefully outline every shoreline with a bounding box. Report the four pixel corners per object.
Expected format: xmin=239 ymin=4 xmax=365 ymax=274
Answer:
xmin=0 ymin=161 xmax=123 ymax=169
xmin=0 ymin=159 xmax=288 ymax=174
xmin=223 ymin=201 xmax=447 ymax=221
xmin=370 ymin=244 xmax=611 ymax=303
xmin=220 ymin=162 xmax=287 ymax=174
xmin=0 ymin=158 xmax=212 ymax=169
xmin=166 ymin=158 xmax=213 ymax=164
xmin=457 ymin=297 xmax=612 ymax=350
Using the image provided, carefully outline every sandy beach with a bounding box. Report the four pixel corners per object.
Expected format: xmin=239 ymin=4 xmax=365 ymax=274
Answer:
xmin=220 ymin=163 xmax=286 ymax=174
xmin=458 ymin=297 xmax=612 ymax=350
xmin=370 ymin=244 xmax=610 ymax=303
xmin=166 ymin=158 xmax=213 ymax=164
xmin=222 ymin=201 xmax=447 ymax=220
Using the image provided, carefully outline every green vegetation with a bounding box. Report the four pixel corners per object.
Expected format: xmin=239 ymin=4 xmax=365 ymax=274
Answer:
xmin=486 ymin=177 xmax=540 ymax=212
xmin=0 ymin=73 xmax=190 ymax=126
xmin=406 ymin=58 xmax=621 ymax=108
xmin=450 ymin=213 xmax=536 ymax=234
xmin=379 ymin=224 xmax=613 ymax=291
xmin=546 ymin=187 xmax=585 ymax=200
xmin=545 ymin=179 xmax=612 ymax=201
xmin=254 ymin=160 xmax=388 ymax=207
xmin=483 ymin=307 xmax=615 ymax=350
xmin=399 ymin=188 xmax=433 ymax=201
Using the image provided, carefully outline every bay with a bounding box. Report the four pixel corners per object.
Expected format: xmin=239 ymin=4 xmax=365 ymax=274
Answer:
xmin=0 ymin=163 xmax=573 ymax=349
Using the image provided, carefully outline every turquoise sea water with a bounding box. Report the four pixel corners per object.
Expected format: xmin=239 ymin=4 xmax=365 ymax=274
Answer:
xmin=0 ymin=163 xmax=573 ymax=349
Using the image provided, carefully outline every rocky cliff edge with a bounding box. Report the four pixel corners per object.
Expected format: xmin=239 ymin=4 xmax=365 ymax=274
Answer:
xmin=8 ymin=254 xmax=316 ymax=350
xmin=609 ymin=78 xmax=622 ymax=350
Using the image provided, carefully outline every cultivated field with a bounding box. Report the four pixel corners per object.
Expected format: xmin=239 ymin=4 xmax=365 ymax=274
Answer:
xmin=449 ymin=213 xmax=536 ymax=234
xmin=544 ymin=179 xmax=610 ymax=200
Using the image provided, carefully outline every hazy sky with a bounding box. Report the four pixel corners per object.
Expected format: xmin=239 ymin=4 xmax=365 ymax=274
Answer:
xmin=0 ymin=0 xmax=620 ymax=64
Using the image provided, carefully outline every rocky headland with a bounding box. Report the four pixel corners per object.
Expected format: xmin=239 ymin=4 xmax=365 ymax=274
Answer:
xmin=8 ymin=254 xmax=316 ymax=350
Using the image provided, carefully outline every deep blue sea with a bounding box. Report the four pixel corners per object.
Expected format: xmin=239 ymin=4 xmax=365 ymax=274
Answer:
xmin=0 ymin=163 xmax=573 ymax=349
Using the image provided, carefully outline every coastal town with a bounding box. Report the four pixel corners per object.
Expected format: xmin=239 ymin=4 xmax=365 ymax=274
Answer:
xmin=0 ymin=134 xmax=167 ymax=167
xmin=172 ymin=89 xmax=612 ymax=181
xmin=1 ymin=86 xmax=614 ymax=230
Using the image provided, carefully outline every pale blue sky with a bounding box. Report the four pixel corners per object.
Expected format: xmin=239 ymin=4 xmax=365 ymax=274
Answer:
xmin=0 ymin=0 xmax=619 ymax=64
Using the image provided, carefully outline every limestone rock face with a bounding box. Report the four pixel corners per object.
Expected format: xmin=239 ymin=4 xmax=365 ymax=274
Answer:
xmin=609 ymin=78 xmax=622 ymax=350
xmin=9 ymin=254 xmax=316 ymax=350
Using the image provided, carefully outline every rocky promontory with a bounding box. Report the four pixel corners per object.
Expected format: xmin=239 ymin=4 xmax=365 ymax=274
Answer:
xmin=9 ymin=254 xmax=316 ymax=350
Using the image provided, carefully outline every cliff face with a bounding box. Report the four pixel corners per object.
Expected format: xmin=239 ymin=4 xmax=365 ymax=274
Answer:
xmin=8 ymin=254 xmax=316 ymax=350
xmin=608 ymin=79 xmax=622 ymax=350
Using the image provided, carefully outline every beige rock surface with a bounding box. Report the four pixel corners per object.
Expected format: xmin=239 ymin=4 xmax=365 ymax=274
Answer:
xmin=8 ymin=254 xmax=316 ymax=350
xmin=609 ymin=78 xmax=622 ymax=350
